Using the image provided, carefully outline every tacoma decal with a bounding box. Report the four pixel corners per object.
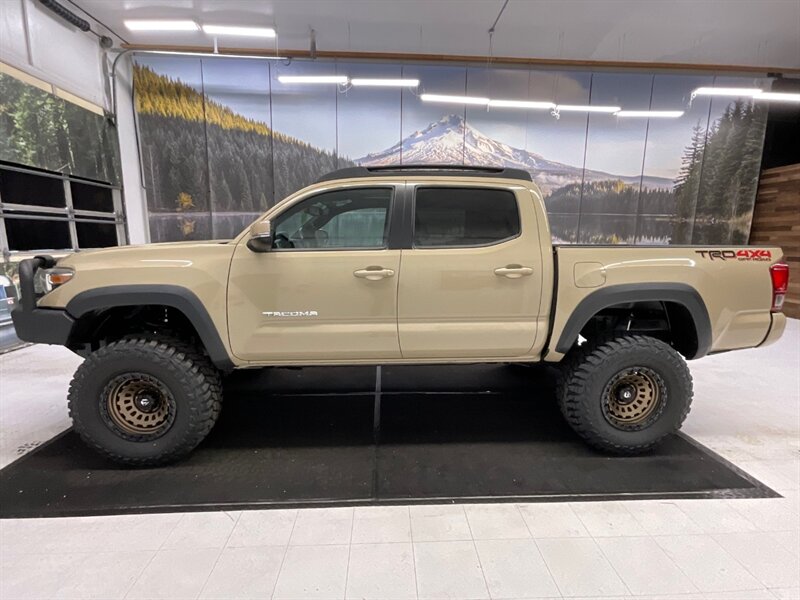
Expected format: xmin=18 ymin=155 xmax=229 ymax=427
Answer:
xmin=262 ymin=310 xmax=319 ymax=317
xmin=695 ymin=249 xmax=772 ymax=261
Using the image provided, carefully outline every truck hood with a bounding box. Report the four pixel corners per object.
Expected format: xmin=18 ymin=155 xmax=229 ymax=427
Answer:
xmin=39 ymin=239 xmax=238 ymax=309
xmin=56 ymin=240 xmax=234 ymax=269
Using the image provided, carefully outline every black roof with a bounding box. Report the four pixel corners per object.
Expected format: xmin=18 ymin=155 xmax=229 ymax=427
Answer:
xmin=316 ymin=165 xmax=532 ymax=183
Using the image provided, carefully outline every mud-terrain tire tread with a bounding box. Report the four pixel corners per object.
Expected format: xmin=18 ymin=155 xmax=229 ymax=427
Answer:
xmin=557 ymin=335 xmax=692 ymax=455
xmin=67 ymin=336 xmax=222 ymax=466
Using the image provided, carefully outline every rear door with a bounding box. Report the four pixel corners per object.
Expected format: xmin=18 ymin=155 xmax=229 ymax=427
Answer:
xmin=397 ymin=184 xmax=544 ymax=359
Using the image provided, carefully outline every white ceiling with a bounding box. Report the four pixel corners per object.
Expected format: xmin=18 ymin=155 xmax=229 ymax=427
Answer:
xmin=70 ymin=0 xmax=800 ymax=70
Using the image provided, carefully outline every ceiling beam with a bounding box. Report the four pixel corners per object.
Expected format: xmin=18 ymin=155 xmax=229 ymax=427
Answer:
xmin=120 ymin=43 xmax=800 ymax=76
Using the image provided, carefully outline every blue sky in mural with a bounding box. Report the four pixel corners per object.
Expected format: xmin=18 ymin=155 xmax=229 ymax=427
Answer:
xmin=202 ymin=57 xmax=271 ymax=124
xmin=271 ymin=61 xmax=339 ymax=152
xmin=583 ymin=72 xmax=652 ymax=178
xmin=643 ymin=73 xmax=714 ymax=179
xmin=338 ymin=62 xmax=403 ymax=160
xmin=466 ymin=66 xmax=533 ymax=150
xmin=401 ymin=63 xmax=468 ymax=133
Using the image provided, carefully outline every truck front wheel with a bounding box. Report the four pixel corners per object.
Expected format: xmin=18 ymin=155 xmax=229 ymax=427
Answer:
xmin=558 ymin=335 xmax=692 ymax=454
xmin=68 ymin=337 xmax=222 ymax=466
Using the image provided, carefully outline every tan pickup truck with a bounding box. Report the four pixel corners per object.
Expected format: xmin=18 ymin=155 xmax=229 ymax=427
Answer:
xmin=12 ymin=166 xmax=789 ymax=465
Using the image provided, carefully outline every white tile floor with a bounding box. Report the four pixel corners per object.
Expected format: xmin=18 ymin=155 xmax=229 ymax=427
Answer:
xmin=1 ymin=320 xmax=798 ymax=599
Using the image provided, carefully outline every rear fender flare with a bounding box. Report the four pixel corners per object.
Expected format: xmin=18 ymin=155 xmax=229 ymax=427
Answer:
xmin=554 ymin=283 xmax=712 ymax=359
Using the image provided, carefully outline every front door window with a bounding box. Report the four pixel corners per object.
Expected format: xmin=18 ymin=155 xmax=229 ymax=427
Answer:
xmin=272 ymin=188 xmax=393 ymax=250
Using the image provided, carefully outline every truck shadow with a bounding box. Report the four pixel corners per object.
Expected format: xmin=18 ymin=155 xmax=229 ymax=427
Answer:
xmin=0 ymin=364 xmax=775 ymax=518
xmin=215 ymin=364 xmax=571 ymax=449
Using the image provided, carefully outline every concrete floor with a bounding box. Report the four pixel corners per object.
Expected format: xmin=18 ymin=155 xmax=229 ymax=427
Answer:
xmin=0 ymin=320 xmax=798 ymax=599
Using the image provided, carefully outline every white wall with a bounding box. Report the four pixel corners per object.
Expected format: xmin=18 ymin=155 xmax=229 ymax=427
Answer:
xmin=114 ymin=56 xmax=149 ymax=244
xmin=0 ymin=0 xmax=106 ymax=107
xmin=0 ymin=0 xmax=148 ymax=244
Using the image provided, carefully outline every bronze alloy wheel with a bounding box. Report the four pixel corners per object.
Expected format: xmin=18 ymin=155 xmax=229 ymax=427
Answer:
xmin=101 ymin=372 xmax=176 ymax=440
xmin=601 ymin=366 xmax=667 ymax=431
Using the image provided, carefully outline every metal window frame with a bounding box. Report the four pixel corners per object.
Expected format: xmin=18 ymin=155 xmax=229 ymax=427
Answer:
xmin=0 ymin=164 xmax=126 ymax=260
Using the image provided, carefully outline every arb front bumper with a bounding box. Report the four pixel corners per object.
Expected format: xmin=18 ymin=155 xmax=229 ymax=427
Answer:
xmin=10 ymin=256 xmax=74 ymax=345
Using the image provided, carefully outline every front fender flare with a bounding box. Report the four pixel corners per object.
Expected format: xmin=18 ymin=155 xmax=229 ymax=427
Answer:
xmin=66 ymin=285 xmax=234 ymax=370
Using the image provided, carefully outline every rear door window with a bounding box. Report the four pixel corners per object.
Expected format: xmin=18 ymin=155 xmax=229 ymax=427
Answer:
xmin=413 ymin=187 xmax=520 ymax=248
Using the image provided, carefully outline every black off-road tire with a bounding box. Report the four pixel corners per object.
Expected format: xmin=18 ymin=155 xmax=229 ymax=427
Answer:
xmin=68 ymin=337 xmax=222 ymax=466
xmin=557 ymin=335 xmax=692 ymax=454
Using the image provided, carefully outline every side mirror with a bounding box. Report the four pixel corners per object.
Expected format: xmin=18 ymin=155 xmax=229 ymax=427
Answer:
xmin=246 ymin=220 xmax=273 ymax=253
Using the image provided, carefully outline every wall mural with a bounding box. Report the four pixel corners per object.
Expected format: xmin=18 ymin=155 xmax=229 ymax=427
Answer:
xmin=0 ymin=73 xmax=121 ymax=185
xmin=133 ymin=56 xmax=769 ymax=244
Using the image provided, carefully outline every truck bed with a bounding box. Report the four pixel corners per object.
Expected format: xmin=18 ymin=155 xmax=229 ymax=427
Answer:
xmin=548 ymin=244 xmax=784 ymax=360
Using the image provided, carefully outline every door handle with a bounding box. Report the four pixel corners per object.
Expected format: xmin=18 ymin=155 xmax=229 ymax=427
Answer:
xmin=494 ymin=265 xmax=534 ymax=279
xmin=354 ymin=266 xmax=395 ymax=281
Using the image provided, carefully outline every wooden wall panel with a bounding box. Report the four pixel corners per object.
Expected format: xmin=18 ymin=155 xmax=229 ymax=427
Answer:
xmin=750 ymin=164 xmax=800 ymax=319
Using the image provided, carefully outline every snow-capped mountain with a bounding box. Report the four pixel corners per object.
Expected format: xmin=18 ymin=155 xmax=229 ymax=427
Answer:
xmin=356 ymin=114 xmax=671 ymax=194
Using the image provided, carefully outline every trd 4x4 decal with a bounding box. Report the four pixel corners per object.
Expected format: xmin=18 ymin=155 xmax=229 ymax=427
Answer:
xmin=695 ymin=249 xmax=772 ymax=261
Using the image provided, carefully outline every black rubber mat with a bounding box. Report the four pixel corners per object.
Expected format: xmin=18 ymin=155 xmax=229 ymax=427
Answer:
xmin=0 ymin=365 xmax=776 ymax=518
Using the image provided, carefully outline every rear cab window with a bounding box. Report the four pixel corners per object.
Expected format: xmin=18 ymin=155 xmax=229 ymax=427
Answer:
xmin=413 ymin=187 xmax=520 ymax=248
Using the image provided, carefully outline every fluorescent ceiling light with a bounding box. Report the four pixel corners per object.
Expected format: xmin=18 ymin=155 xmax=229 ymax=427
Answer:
xmin=420 ymin=93 xmax=490 ymax=105
xmin=350 ymin=78 xmax=419 ymax=87
xmin=754 ymin=91 xmax=800 ymax=103
xmin=615 ymin=110 xmax=685 ymax=118
xmin=124 ymin=19 xmax=199 ymax=31
xmin=278 ymin=75 xmax=348 ymax=84
xmin=202 ymin=24 xmax=276 ymax=38
xmin=488 ymin=99 xmax=555 ymax=109
xmin=692 ymin=87 xmax=762 ymax=97
xmin=556 ymin=104 xmax=621 ymax=113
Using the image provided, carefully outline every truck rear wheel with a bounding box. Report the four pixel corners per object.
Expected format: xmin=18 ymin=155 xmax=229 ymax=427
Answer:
xmin=558 ymin=335 xmax=692 ymax=454
xmin=68 ymin=337 xmax=222 ymax=466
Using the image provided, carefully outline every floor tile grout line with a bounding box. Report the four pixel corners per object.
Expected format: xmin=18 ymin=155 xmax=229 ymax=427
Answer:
xmin=195 ymin=510 xmax=243 ymax=599
xmin=641 ymin=527 xmax=800 ymax=539
xmin=617 ymin=498 xmax=659 ymax=536
xmin=709 ymin=530 xmax=799 ymax=590
xmin=123 ymin=512 xmax=185 ymax=600
xmin=342 ymin=507 xmax=356 ymax=600
xmin=653 ymin=535 xmax=703 ymax=596
xmin=662 ymin=498 xmax=762 ymax=536
xmin=593 ymin=531 xmax=701 ymax=597
xmin=515 ymin=503 xmax=565 ymax=599
xmin=651 ymin=533 xmax=772 ymax=594
xmin=568 ymin=500 xmax=604 ymax=538
xmin=2 ymin=517 xmax=796 ymax=551
xmin=408 ymin=506 xmax=420 ymax=600
xmin=762 ymin=530 xmax=800 ymax=559
xmin=462 ymin=505 xmax=493 ymax=599
xmin=270 ymin=509 xmax=299 ymax=600
xmin=577 ymin=505 xmax=637 ymax=599
xmin=518 ymin=501 xmax=591 ymax=539
xmin=726 ymin=495 xmax=797 ymax=530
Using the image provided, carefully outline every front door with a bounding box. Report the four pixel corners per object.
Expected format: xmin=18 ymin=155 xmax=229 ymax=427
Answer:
xmin=398 ymin=185 xmax=544 ymax=359
xmin=227 ymin=186 xmax=401 ymax=362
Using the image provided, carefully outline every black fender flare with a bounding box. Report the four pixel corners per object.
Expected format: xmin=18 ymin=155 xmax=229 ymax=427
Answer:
xmin=66 ymin=285 xmax=234 ymax=370
xmin=554 ymin=283 xmax=712 ymax=359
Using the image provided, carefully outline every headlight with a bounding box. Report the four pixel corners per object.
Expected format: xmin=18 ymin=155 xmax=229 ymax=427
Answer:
xmin=42 ymin=267 xmax=74 ymax=293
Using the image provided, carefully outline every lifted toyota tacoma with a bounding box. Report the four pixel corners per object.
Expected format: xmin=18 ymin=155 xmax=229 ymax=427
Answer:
xmin=12 ymin=166 xmax=789 ymax=465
